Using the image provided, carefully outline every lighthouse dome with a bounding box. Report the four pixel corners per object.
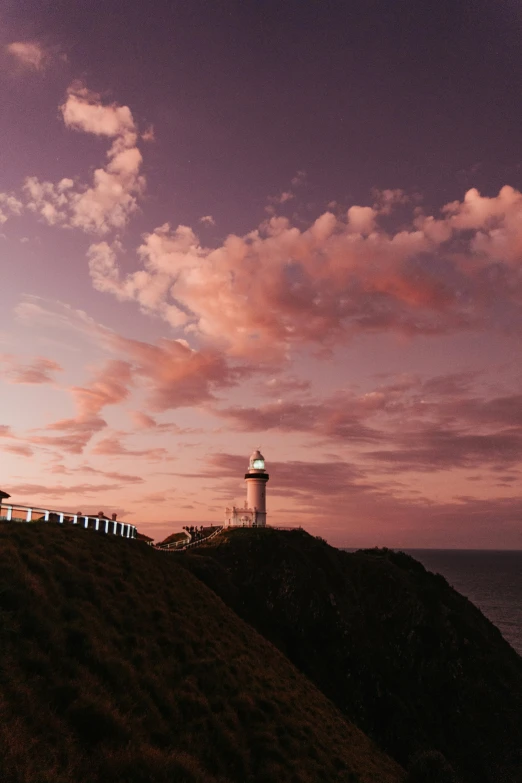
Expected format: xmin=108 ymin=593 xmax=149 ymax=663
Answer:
xmin=249 ymin=449 xmax=265 ymax=470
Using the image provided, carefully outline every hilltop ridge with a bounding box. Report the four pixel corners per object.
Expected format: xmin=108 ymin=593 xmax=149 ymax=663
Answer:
xmin=0 ymin=523 xmax=402 ymax=783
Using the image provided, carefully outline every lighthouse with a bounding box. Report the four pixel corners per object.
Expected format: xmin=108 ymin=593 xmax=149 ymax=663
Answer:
xmin=245 ymin=449 xmax=269 ymax=527
xmin=224 ymin=449 xmax=270 ymax=527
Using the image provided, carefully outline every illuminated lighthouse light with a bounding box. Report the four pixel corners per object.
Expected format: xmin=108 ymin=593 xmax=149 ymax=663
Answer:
xmin=224 ymin=450 xmax=270 ymax=528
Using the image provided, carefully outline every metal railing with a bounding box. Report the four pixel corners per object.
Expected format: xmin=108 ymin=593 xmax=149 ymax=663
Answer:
xmin=0 ymin=503 xmax=137 ymax=539
xmin=156 ymin=526 xmax=224 ymax=552
xmin=156 ymin=539 xmax=191 ymax=550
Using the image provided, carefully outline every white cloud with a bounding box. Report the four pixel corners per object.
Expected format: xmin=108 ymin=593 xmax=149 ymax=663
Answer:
xmin=23 ymin=177 xmax=71 ymax=226
xmin=0 ymin=193 xmax=23 ymax=225
xmin=22 ymin=84 xmax=144 ymax=235
xmin=60 ymin=84 xmax=136 ymax=146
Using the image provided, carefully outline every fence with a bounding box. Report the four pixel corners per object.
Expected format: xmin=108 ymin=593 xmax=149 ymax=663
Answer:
xmin=156 ymin=525 xmax=224 ymax=552
xmin=0 ymin=503 xmax=137 ymax=539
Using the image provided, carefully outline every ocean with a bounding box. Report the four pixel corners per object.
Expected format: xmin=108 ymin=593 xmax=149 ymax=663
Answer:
xmin=404 ymin=550 xmax=522 ymax=657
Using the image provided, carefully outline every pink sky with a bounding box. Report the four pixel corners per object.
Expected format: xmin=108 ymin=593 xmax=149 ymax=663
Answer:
xmin=1 ymin=12 xmax=522 ymax=547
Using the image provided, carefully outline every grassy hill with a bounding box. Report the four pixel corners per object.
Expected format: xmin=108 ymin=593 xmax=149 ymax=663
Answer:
xmin=183 ymin=528 xmax=522 ymax=783
xmin=0 ymin=523 xmax=403 ymax=783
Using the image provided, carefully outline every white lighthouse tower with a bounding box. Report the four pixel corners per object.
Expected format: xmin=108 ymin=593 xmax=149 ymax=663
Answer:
xmin=245 ymin=449 xmax=269 ymax=527
xmin=224 ymin=449 xmax=270 ymax=527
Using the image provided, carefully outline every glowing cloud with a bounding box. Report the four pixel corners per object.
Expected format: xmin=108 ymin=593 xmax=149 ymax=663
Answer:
xmin=87 ymin=186 xmax=522 ymax=360
xmin=23 ymin=84 xmax=144 ymax=234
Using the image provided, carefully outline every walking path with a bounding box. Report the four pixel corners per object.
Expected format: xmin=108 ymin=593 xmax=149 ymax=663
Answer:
xmin=154 ymin=526 xmax=224 ymax=552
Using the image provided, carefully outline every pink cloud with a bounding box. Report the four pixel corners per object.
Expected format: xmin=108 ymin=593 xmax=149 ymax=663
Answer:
xmin=0 ymin=193 xmax=23 ymax=224
xmin=215 ymin=397 xmax=384 ymax=443
xmin=91 ymin=432 xmax=169 ymax=460
xmin=367 ymin=428 xmax=522 ymax=472
xmin=88 ymin=186 xmax=522 ymax=360
xmin=48 ymin=463 xmax=144 ymax=484
xmin=107 ymin=333 xmax=244 ymax=412
xmin=6 ymin=42 xmax=47 ymax=70
xmin=11 ymin=298 xmax=245 ymax=440
xmin=261 ymin=376 xmax=311 ymax=397
xmin=29 ymin=359 xmax=133 ymax=453
xmin=216 ymin=372 xmax=522 ymax=477
xmin=2 ymin=444 xmax=34 ymax=457
xmin=28 ymin=428 xmax=103 ymax=456
xmin=0 ymin=354 xmax=62 ymax=384
xmin=69 ymin=359 xmax=132 ymax=420
xmin=130 ymin=411 xmax=159 ymax=429
xmin=7 ymin=482 xmax=127 ymax=499
xmin=128 ymin=411 xmax=196 ymax=434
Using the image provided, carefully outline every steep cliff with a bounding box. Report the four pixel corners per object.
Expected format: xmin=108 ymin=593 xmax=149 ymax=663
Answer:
xmin=184 ymin=528 xmax=522 ymax=783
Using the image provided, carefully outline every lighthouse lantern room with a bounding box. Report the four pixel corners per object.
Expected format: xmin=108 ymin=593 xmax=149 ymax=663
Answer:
xmin=224 ymin=449 xmax=270 ymax=527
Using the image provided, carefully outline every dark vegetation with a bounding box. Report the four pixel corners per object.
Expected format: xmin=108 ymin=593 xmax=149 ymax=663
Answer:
xmin=0 ymin=523 xmax=403 ymax=783
xmin=404 ymin=751 xmax=459 ymax=783
xmin=184 ymin=528 xmax=522 ymax=783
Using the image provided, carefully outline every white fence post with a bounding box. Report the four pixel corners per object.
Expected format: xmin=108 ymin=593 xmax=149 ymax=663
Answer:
xmin=2 ymin=502 xmax=140 ymax=545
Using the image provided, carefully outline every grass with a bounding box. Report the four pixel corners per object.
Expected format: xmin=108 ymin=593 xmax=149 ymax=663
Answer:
xmin=0 ymin=522 xmax=403 ymax=783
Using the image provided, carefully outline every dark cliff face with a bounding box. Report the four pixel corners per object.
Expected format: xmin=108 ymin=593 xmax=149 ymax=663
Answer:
xmin=184 ymin=528 xmax=522 ymax=783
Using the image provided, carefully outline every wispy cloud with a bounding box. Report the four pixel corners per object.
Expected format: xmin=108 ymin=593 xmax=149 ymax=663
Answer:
xmin=0 ymin=193 xmax=23 ymax=225
xmin=6 ymin=42 xmax=47 ymax=70
xmin=199 ymin=215 xmax=215 ymax=226
xmin=91 ymin=432 xmax=169 ymax=460
xmin=0 ymin=355 xmax=62 ymax=384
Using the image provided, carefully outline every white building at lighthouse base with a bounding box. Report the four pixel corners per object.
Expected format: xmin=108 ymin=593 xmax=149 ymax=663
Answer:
xmin=224 ymin=501 xmax=262 ymax=527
